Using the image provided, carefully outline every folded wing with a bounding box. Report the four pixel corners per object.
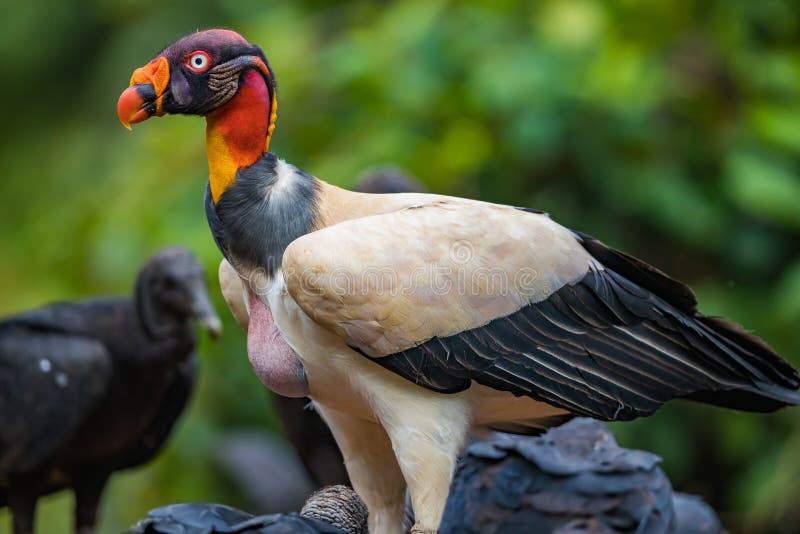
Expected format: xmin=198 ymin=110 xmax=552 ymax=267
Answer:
xmin=283 ymin=200 xmax=800 ymax=420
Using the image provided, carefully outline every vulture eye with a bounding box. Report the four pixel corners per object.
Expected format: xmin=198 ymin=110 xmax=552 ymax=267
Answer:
xmin=185 ymin=51 xmax=211 ymax=73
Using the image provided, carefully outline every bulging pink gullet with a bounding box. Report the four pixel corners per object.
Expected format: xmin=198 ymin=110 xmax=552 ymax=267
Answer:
xmin=247 ymin=293 xmax=309 ymax=397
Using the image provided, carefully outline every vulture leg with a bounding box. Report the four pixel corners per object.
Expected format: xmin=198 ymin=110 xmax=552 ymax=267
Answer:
xmin=316 ymin=405 xmax=405 ymax=534
xmin=7 ymin=474 xmax=43 ymax=534
xmin=9 ymin=498 xmax=35 ymax=534
xmin=73 ymin=471 xmax=109 ymax=534
xmin=379 ymin=397 xmax=469 ymax=534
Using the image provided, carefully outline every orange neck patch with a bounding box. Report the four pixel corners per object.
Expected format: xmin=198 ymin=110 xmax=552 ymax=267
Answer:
xmin=206 ymin=68 xmax=276 ymax=203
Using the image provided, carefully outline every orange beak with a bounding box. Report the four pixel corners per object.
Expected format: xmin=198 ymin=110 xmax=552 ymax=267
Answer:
xmin=117 ymin=56 xmax=170 ymax=130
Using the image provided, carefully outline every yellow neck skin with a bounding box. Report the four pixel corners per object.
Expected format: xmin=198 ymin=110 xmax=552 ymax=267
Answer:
xmin=205 ymin=133 xmax=239 ymax=203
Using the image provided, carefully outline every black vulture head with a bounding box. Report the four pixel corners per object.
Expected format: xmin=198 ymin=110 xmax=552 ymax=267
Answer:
xmin=353 ymin=166 xmax=428 ymax=195
xmin=135 ymin=247 xmax=222 ymax=340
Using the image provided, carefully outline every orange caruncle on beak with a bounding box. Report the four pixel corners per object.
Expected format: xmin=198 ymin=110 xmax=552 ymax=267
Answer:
xmin=117 ymin=56 xmax=170 ymax=129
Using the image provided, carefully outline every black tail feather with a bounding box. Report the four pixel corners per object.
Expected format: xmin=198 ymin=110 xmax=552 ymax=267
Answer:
xmin=576 ymin=230 xmax=800 ymax=412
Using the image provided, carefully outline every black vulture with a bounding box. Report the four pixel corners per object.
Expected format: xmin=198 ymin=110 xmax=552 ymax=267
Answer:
xmin=438 ymin=418 xmax=724 ymax=534
xmin=125 ymin=485 xmax=368 ymax=534
xmin=351 ymin=167 xmax=428 ymax=195
xmin=0 ymin=246 xmax=221 ymax=534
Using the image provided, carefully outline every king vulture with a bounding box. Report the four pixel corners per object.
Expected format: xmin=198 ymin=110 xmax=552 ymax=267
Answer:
xmin=117 ymin=30 xmax=800 ymax=534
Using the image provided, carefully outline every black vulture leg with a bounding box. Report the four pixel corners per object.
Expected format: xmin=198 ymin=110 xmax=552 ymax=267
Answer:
xmin=73 ymin=472 xmax=109 ymax=534
xmin=6 ymin=484 xmax=39 ymax=534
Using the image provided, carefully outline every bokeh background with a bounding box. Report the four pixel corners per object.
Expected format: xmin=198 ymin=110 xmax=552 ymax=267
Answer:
xmin=2 ymin=0 xmax=800 ymax=532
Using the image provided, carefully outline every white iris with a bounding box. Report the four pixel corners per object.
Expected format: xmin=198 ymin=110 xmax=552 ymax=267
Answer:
xmin=190 ymin=53 xmax=208 ymax=70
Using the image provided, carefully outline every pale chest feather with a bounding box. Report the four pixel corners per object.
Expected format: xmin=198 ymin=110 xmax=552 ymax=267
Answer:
xmin=261 ymin=272 xmax=384 ymax=418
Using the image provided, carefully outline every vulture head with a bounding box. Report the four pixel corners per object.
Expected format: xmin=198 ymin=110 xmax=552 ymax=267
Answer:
xmin=117 ymin=29 xmax=276 ymax=126
xmin=136 ymin=247 xmax=222 ymax=340
xmin=118 ymin=29 xmax=278 ymax=202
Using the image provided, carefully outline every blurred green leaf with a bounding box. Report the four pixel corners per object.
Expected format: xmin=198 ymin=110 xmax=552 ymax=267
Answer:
xmin=725 ymin=150 xmax=800 ymax=228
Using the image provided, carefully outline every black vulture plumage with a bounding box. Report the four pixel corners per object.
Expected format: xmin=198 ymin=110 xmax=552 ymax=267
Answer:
xmin=0 ymin=246 xmax=221 ymax=534
xmin=351 ymin=167 xmax=428 ymax=195
xmin=438 ymin=418 xmax=724 ymax=534
xmin=125 ymin=485 xmax=368 ymax=534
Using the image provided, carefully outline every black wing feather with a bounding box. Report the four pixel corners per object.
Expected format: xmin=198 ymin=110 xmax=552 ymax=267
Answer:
xmin=368 ymin=232 xmax=800 ymax=421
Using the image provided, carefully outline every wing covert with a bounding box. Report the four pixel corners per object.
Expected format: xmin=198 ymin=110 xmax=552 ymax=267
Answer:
xmin=283 ymin=200 xmax=595 ymax=356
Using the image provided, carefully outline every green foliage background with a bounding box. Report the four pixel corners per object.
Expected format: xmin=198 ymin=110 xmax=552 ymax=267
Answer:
xmin=1 ymin=1 xmax=799 ymax=532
